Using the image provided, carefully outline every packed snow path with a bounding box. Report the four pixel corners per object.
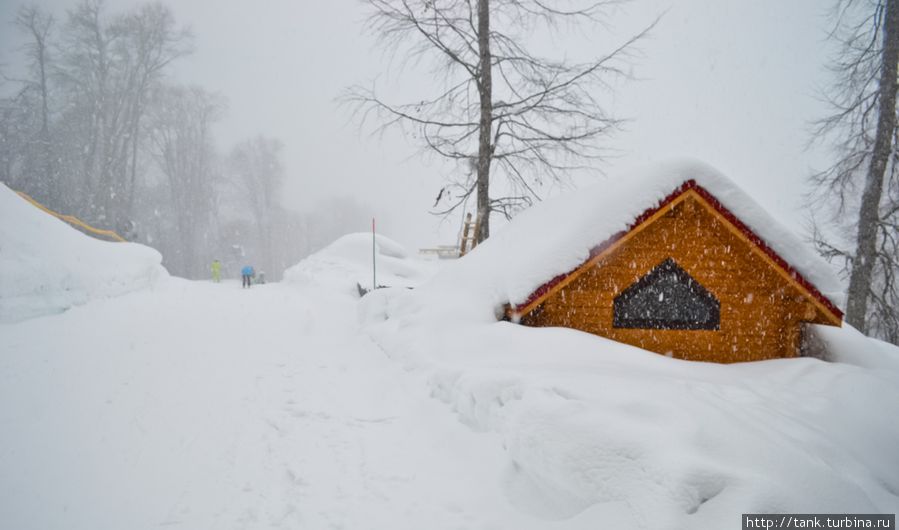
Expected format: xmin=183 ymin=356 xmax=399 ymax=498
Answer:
xmin=1 ymin=279 xmax=580 ymax=530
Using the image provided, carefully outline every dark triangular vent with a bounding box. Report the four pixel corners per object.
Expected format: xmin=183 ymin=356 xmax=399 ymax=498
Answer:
xmin=613 ymin=258 xmax=720 ymax=330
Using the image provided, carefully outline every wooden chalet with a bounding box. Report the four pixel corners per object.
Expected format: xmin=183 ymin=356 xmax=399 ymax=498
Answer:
xmin=505 ymin=177 xmax=843 ymax=363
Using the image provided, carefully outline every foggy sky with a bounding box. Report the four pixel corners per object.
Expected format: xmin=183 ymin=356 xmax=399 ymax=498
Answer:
xmin=0 ymin=0 xmax=838 ymax=250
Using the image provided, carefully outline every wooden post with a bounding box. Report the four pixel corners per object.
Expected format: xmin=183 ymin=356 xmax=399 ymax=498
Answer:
xmin=372 ymin=217 xmax=377 ymax=291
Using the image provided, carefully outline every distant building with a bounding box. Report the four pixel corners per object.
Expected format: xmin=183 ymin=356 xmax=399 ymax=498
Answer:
xmin=504 ymin=163 xmax=843 ymax=363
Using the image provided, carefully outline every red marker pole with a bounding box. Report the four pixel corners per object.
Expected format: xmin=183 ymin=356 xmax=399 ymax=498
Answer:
xmin=372 ymin=217 xmax=377 ymax=291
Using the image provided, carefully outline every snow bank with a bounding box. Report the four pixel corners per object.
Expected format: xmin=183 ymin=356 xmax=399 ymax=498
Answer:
xmin=361 ymin=285 xmax=899 ymax=527
xmin=0 ymin=184 xmax=167 ymax=323
xmin=809 ymin=323 xmax=899 ymax=373
xmin=419 ymin=159 xmax=843 ymax=323
xmin=283 ymin=233 xmax=438 ymax=296
xmin=357 ymin=171 xmax=898 ymax=526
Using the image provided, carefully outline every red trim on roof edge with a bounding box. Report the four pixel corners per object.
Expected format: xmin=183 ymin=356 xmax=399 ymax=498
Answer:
xmin=513 ymin=180 xmax=844 ymax=321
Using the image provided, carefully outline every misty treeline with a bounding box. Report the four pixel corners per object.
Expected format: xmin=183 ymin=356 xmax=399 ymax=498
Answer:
xmin=1 ymin=1 xmax=362 ymax=280
xmin=811 ymin=0 xmax=899 ymax=345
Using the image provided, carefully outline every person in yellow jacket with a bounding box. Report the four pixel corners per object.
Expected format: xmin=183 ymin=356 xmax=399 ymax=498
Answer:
xmin=211 ymin=259 xmax=221 ymax=283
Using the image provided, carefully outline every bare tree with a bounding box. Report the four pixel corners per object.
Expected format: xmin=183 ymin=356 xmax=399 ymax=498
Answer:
xmin=10 ymin=5 xmax=55 ymax=203
xmin=226 ymin=136 xmax=285 ymax=276
xmin=0 ymin=90 xmax=31 ymax=190
xmin=346 ymin=0 xmax=655 ymax=242
xmin=114 ymin=2 xmax=193 ymax=216
xmin=147 ymin=84 xmax=224 ymax=277
xmin=3 ymin=1 xmax=313 ymax=283
xmin=810 ymin=0 xmax=899 ymax=342
xmin=55 ymin=0 xmax=122 ymax=221
xmin=54 ymin=0 xmax=190 ymax=230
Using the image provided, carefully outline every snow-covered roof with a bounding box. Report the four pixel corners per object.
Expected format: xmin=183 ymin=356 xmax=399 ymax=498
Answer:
xmin=425 ymin=159 xmax=844 ymax=320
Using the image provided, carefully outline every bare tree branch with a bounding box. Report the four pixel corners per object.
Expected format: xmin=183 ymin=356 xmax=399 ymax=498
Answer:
xmin=344 ymin=0 xmax=655 ymax=242
xmin=809 ymin=0 xmax=899 ymax=343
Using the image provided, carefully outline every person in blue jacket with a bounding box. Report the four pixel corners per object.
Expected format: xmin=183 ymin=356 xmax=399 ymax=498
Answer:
xmin=241 ymin=265 xmax=255 ymax=289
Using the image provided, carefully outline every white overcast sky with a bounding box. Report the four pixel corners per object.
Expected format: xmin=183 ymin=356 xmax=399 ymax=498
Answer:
xmin=0 ymin=0 xmax=839 ymax=250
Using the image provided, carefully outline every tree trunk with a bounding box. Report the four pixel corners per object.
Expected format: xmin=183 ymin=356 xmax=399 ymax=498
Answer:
xmin=127 ymin=94 xmax=142 ymax=222
xmin=475 ymin=0 xmax=492 ymax=243
xmin=846 ymin=0 xmax=899 ymax=331
xmin=37 ymin=35 xmax=54 ymax=205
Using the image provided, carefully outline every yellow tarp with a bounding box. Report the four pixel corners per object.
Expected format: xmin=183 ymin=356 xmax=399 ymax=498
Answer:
xmin=15 ymin=191 xmax=126 ymax=242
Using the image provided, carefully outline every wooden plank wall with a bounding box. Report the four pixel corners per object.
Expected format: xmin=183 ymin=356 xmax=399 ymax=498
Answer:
xmin=521 ymin=197 xmax=828 ymax=363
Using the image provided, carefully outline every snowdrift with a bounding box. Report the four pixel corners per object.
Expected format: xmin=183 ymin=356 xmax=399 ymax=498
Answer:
xmin=356 ymin=160 xmax=899 ymax=527
xmin=283 ymin=233 xmax=437 ymax=296
xmin=362 ymin=287 xmax=899 ymax=528
xmin=0 ymin=184 xmax=167 ymax=323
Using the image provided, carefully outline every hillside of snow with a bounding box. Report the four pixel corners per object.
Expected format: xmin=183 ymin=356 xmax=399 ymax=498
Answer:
xmin=361 ymin=284 xmax=899 ymax=527
xmin=0 ymin=184 xmax=167 ymax=323
xmin=2 ymin=193 xmax=898 ymax=529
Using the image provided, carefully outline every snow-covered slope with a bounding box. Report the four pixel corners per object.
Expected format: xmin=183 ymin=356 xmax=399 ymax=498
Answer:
xmin=1 ymin=279 xmax=559 ymax=530
xmin=362 ymin=284 xmax=899 ymax=527
xmin=2 ymin=222 xmax=897 ymax=529
xmin=0 ymin=184 xmax=167 ymax=323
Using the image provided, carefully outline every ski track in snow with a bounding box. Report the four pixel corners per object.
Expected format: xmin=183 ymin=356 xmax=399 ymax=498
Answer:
xmin=0 ymin=279 xmax=588 ymax=530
